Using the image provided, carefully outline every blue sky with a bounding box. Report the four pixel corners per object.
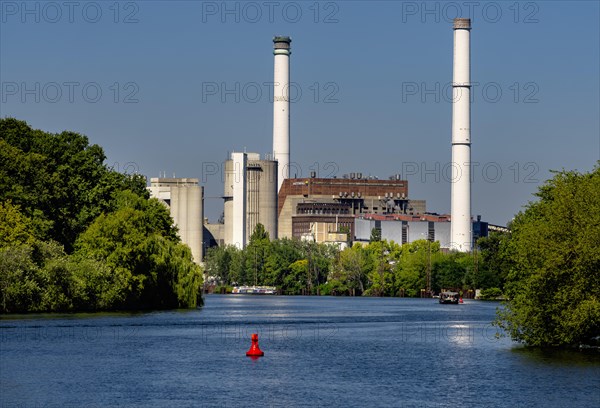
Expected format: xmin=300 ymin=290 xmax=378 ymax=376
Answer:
xmin=1 ymin=1 xmax=599 ymax=225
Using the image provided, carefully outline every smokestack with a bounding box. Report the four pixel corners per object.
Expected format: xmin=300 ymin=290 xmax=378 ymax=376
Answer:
xmin=451 ymin=18 xmax=472 ymax=252
xmin=231 ymin=152 xmax=247 ymax=249
xmin=272 ymin=36 xmax=291 ymax=192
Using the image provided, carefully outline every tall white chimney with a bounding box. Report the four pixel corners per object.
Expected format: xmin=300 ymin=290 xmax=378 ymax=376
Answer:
xmin=272 ymin=36 xmax=291 ymax=192
xmin=451 ymin=18 xmax=472 ymax=252
xmin=231 ymin=152 xmax=247 ymax=249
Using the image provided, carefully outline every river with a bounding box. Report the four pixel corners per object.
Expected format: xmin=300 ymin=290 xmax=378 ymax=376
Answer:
xmin=1 ymin=296 xmax=599 ymax=407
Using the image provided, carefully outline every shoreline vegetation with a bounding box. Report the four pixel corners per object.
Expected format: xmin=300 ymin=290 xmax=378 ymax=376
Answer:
xmin=0 ymin=118 xmax=202 ymax=314
xmin=204 ymin=224 xmax=507 ymax=299
xmin=1 ymin=119 xmax=598 ymax=348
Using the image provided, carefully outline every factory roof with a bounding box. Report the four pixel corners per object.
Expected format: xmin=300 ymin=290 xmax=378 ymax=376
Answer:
xmin=278 ymin=177 xmax=409 ymax=216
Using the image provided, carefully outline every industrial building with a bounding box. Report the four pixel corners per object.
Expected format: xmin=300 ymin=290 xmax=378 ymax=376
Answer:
xmin=223 ymin=152 xmax=278 ymax=248
xmin=299 ymin=221 xmax=350 ymax=250
xmin=293 ymin=202 xmax=355 ymax=240
xmin=278 ymin=173 xmax=426 ymax=239
xmin=148 ymin=177 xmax=204 ymax=263
xmin=203 ymin=220 xmax=223 ymax=248
xmin=354 ymin=213 xmax=488 ymax=250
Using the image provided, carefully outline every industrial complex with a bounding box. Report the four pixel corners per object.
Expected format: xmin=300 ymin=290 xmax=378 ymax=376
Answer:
xmin=277 ymin=174 xmax=425 ymax=240
xmin=149 ymin=20 xmax=495 ymax=263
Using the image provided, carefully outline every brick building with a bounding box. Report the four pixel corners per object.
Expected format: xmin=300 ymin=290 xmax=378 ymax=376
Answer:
xmin=278 ymin=174 xmax=426 ymax=239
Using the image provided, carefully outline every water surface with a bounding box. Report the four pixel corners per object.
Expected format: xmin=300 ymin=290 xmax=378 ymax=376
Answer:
xmin=1 ymin=296 xmax=599 ymax=407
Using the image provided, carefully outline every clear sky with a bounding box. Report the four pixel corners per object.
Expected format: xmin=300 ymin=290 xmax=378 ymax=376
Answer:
xmin=1 ymin=1 xmax=598 ymax=225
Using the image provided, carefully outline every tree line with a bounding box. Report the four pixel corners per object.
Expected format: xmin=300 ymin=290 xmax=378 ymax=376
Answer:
xmin=0 ymin=118 xmax=202 ymax=313
xmin=205 ymin=223 xmax=508 ymax=297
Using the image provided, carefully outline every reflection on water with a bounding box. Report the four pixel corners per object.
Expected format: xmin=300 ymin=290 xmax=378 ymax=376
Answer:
xmin=512 ymin=346 xmax=600 ymax=366
xmin=1 ymin=296 xmax=599 ymax=407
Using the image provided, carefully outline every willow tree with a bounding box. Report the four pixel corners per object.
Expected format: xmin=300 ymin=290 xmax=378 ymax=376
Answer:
xmin=75 ymin=191 xmax=203 ymax=310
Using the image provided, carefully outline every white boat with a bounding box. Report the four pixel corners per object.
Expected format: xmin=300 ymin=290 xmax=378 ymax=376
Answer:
xmin=232 ymin=286 xmax=277 ymax=295
xmin=439 ymin=291 xmax=460 ymax=304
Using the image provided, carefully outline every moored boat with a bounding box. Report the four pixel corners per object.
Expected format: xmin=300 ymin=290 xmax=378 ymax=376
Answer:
xmin=232 ymin=286 xmax=277 ymax=295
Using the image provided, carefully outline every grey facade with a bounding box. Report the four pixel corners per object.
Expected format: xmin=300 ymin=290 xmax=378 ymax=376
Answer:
xmin=223 ymin=153 xmax=278 ymax=247
xmin=148 ymin=177 xmax=204 ymax=263
xmin=355 ymin=217 xmax=485 ymax=249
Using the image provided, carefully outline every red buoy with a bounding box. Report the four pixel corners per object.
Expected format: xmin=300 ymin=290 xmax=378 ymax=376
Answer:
xmin=246 ymin=333 xmax=264 ymax=357
xmin=459 ymin=298 xmax=464 ymax=304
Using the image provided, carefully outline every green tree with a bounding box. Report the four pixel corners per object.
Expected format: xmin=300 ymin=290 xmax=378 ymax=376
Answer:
xmin=0 ymin=245 xmax=43 ymax=313
xmin=476 ymin=232 xmax=511 ymax=290
xmin=432 ymin=251 xmax=471 ymax=292
xmin=264 ymin=238 xmax=302 ymax=287
xmin=364 ymin=240 xmax=401 ymax=296
xmin=74 ymin=191 xmax=202 ymax=309
xmin=370 ymin=227 xmax=381 ymax=242
xmin=0 ymin=118 xmax=147 ymax=251
xmin=0 ymin=201 xmax=36 ymax=248
xmin=394 ymin=240 xmax=431 ymax=297
xmin=67 ymin=255 xmax=116 ymax=310
xmin=245 ymin=223 xmax=271 ymax=285
xmin=204 ymin=245 xmax=237 ymax=285
xmin=0 ymin=119 xmax=202 ymax=313
xmin=496 ymin=166 xmax=600 ymax=347
xmin=330 ymin=243 xmax=369 ymax=295
xmin=35 ymin=241 xmax=79 ymax=311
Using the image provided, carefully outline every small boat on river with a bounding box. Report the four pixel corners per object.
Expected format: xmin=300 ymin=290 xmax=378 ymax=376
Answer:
xmin=232 ymin=286 xmax=277 ymax=295
xmin=439 ymin=291 xmax=460 ymax=304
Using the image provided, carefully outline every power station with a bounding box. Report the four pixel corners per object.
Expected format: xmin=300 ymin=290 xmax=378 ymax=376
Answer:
xmin=154 ymin=22 xmax=489 ymax=257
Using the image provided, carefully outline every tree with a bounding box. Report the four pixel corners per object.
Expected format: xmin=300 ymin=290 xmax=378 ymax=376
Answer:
xmin=245 ymin=223 xmax=271 ymax=286
xmin=249 ymin=223 xmax=270 ymax=242
xmin=285 ymin=259 xmax=309 ymax=294
xmin=74 ymin=191 xmax=202 ymax=309
xmin=0 ymin=118 xmax=148 ymax=251
xmin=495 ymin=166 xmax=600 ymax=347
xmin=330 ymin=243 xmax=369 ymax=295
xmin=0 ymin=245 xmax=42 ymax=313
xmin=393 ymin=240 xmax=434 ymax=297
xmin=264 ymin=238 xmax=302 ymax=287
xmin=476 ymin=232 xmax=511 ymax=290
xmin=204 ymin=245 xmax=237 ymax=285
xmin=0 ymin=240 xmax=85 ymax=313
xmin=370 ymin=227 xmax=381 ymax=242
xmin=0 ymin=119 xmax=202 ymax=313
xmin=364 ymin=240 xmax=400 ymax=297
xmin=0 ymin=201 xmax=36 ymax=248
xmin=304 ymin=241 xmax=336 ymax=291
xmin=432 ymin=252 xmax=470 ymax=292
